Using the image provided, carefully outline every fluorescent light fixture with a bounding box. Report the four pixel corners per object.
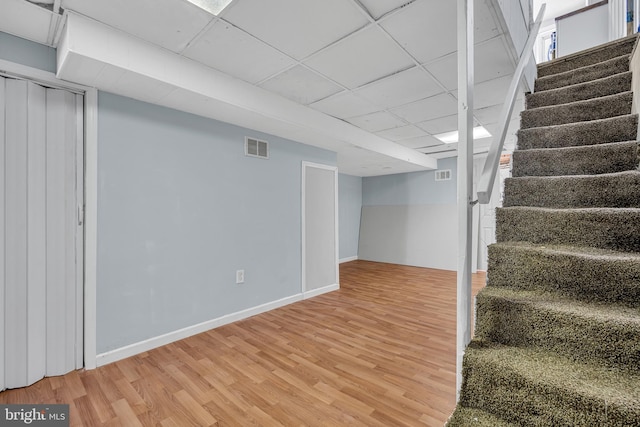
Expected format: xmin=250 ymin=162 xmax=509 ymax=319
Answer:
xmin=186 ymin=0 xmax=234 ymax=15
xmin=434 ymin=126 xmax=492 ymax=144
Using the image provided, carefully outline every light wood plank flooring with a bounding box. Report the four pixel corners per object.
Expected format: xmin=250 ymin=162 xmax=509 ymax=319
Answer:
xmin=0 ymin=261 xmax=485 ymax=426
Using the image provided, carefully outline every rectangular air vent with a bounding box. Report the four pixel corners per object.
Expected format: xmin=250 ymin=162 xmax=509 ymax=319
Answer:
xmin=245 ymin=137 xmax=269 ymax=159
xmin=435 ymin=169 xmax=452 ymax=181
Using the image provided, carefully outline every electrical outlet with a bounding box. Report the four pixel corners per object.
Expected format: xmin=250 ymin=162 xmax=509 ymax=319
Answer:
xmin=236 ymin=270 xmax=245 ymax=284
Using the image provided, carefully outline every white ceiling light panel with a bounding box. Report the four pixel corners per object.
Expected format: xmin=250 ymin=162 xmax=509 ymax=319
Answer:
xmin=185 ymin=0 xmax=234 ymax=15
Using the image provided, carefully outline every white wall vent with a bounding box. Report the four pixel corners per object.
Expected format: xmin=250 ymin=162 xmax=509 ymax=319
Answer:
xmin=435 ymin=169 xmax=452 ymax=181
xmin=245 ymin=137 xmax=269 ymax=159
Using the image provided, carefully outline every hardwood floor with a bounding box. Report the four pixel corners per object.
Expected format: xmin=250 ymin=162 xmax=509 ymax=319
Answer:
xmin=0 ymin=261 xmax=485 ymax=426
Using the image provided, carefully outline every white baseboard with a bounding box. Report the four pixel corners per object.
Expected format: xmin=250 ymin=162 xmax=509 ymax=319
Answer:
xmin=95 ymin=294 xmax=302 ymax=367
xmin=302 ymin=283 xmax=339 ymax=299
xmin=339 ymin=256 xmax=358 ymax=263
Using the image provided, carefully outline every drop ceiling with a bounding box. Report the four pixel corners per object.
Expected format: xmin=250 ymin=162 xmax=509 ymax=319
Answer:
xmin=1 ymin=0 xmax=530 ymax=176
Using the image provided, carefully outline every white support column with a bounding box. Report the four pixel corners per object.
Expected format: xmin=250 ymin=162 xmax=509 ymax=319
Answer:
xmin=610 ymin=0 xmax=627 ymax=40
xmin=456 ymin=0 xmax=474 ymax=399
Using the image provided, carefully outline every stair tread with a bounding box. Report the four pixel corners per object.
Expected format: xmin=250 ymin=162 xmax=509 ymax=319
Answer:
xmin=520 ymin=91 xmax=633 ymax=129
xmin=447 ymin=407 xmax=516 ymax=427
xmin=464 ymin=341 xmax=640 ymax=405
xmin=524 ymin=90 xmax=632 ymax=113
xmin=535 ymin=54 xmax=630 ymax=91
xmin=517 ymin=114 xmax=638 ymax=150
xmin=491 ymin=241 xmax=640 ymax=262
xmin=504 ymin=170 xmax=640 ymax=208
xmin=480 ymin=286 xmax=640 ymax=325
xmin=527 ymin=71 xmax=632 ymax=108
xmin=537 ymin=35 xmax=637 ymax=77
xmin=508 ymin=169 xmax=640 ymax=181
xmin=512 ymin=140 xmax=640 ymax=177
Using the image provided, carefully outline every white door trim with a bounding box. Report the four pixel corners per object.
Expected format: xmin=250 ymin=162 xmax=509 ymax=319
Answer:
xmin=301 ymin=161 xmax=339 ymax=296
xmin=0 ymin=58 xmax=98 ymax=370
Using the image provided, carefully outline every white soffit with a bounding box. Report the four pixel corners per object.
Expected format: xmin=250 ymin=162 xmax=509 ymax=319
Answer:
xmin=1 ymin=0 xmax=57 ymax=46
xmin=61 ymin=0 xmax=213 ymax=52
xmin=57 ymin=11 xmax=437 ymax=171
xmin=221 ymin=0 xmax=369 ymax=60
xmin=303 ymin=26 xmax=415 ymax=89
xmin=182 ymin=20 xmax=296 ymax=84
xmin=258 ymin=65 xmax=343 ymax=105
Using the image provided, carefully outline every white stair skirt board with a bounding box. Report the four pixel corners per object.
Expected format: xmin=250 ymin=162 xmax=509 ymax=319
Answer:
xmin=95 ymin=285 xmax=339 ymax=367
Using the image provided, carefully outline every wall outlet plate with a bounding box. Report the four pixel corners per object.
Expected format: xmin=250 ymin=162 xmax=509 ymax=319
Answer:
xmin=236 ymin=270 xmax=245 ymax=284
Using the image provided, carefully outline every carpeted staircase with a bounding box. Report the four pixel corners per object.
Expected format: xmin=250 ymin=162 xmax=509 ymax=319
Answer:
xmin=448 ymin=35 xmax=640 ymax=426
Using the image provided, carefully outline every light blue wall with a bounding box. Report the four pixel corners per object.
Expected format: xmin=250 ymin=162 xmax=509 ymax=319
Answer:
xmin=0 ymin=32 xmax=56 ymax=73
xmin=362 ymin=157 xmax=457 ymax=206
xmin=338 ymin=173 xmax=362 ymax=261
xmin=97 ymin=93 xmax=336 ymax=353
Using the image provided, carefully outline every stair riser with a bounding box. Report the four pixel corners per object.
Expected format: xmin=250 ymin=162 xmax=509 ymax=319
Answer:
xmin=460 ymin=352 xmax=640 ymax=426
xmin=527 ymin=72 xmax=632 ymax=109
xmin=537 ymin=37 xmax=636 ymax=78
xmin=535 ymin=55 xmax=630 ymax=92
xmin=475 ymin=293 xmax=640 ymax=371
xmin=517 ymin=115 xmax=638 ymax=150
xmin=496 ymin=208 xmax=640 ymax=252
xmin=512 ymin=141 xmax=640 ymax=177
xmin=520 ymin=92 xmax=633 ymax=129
xmin=503 ymin=172 xmax=640 ymax=209
xmin=488 ymin=244 xmax=640 ymax=306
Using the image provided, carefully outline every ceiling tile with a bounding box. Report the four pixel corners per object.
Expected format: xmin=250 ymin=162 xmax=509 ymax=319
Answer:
xmin=417 ymin=114 xmax=458 ymax=134
xmin=475 ymin=36 xmax=515 ymax=83
xmin=423 ymin=53 xmax=457 ymax=91
xmin=347 ymin=111 xmax=407 ymax=133
xmin=376 ymin=125 xmax=426 ymax=141
xmin=304 ymin=26 xmax=414 ymax=89
xmin=473 ymin=104 xmax=502 ymax=125
xmin=62 ymin=0 xmax=213 ymax=52
xmin=417 ymin=114 xmax=481 ymax=134
xmin=475 ymin=0 xmax=503 ymax=43
xmin=258 ymin=65 xmax=343 ymax=105
xmin=390 ymin=93 xmax=458 ymax=123
xmin=419 ymin=143 xmax=454 ymax=155
xmin=358 ymin=0 xmax=415 ymax=19
xmin=1 ymin=0 xmax=54 ymax=46
xmin=182 ymin=20 xmax=296 ymax=84
xmin=355 ymin=66 xmax=444 ymax=108
xmin=309 ymin=92 xmax=379 ymax=119
xmin=382 ymin=0 xmax=457 ymax=63
xmin=471 ymin=75 xmax=513 ymax=109
xmin=397 ymin=135 xmax=442 ymax=149
xmin=222 ymin=0 xmax=368 ymax=60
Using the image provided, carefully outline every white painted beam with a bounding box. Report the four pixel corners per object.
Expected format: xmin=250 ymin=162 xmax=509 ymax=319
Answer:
xmin=57 ymin=11 xmax=437 ymax=170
